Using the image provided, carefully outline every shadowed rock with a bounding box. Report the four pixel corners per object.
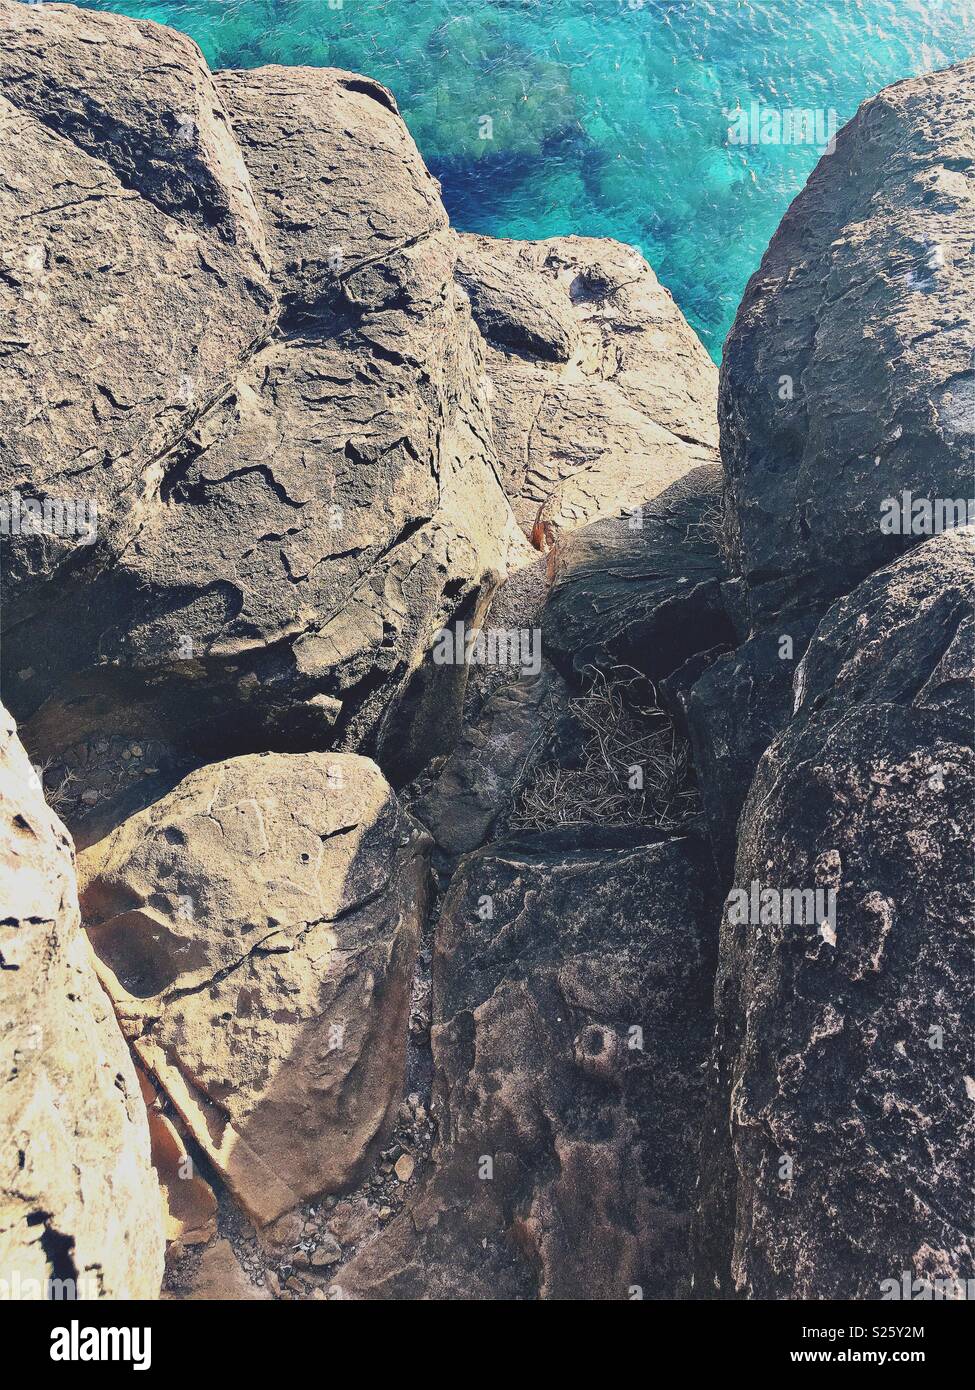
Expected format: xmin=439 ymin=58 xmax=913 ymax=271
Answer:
xmin=543 ymin=465 xmax=734 ymax=685
xmin=340 ymin=827 xmax=718 ymax=1300
xmin=697 ymin=530 xmax=975 ymax=1299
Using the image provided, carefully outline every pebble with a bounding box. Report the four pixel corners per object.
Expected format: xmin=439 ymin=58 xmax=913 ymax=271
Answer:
xmin=310 ymin=1236 xmax=342 ymax=1267
xmin=394 ymin=1153 xmax=415 ymax=1183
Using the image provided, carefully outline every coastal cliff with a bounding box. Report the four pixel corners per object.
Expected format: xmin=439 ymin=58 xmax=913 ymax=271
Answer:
xmin=1 ymin=0 xmax=971 ymax=1301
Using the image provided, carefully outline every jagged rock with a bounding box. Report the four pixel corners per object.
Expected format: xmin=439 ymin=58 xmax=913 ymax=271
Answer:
xmin=413 ymin=666 xmax=569 ymax=856
xmin=456 ymin=234 xmax=719 ymax=544
xmin=0 ymin=17 xmax=523 ymax=788
xmin=341 ymin=827 xmax=718 ymax=1300
xmin=720 ymin=61 xmax=975 ymax=631
xmin=0 ymin=702 xmax=164 ymax=1299
xmin=698 ymin=530 xmax=975 ymax=1300
xmin=77 ymin=752 xmax=431 ymax=1226
xmin=543 ymin=465 xmax=734 ymax=685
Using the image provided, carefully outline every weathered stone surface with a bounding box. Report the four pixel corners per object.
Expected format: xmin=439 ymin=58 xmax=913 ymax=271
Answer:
xmin=720 ymin=61 xmax=975 ymax=630
xmin=0 ymin=702 xmax=164 ymax=1299
xmin=457 ymin=234 xmax=719 ymax=545
xmin=413 ymin=666 xmax=569 ymax=856
xmin=0 ymin=0 xmax=272 ymax=605
xmin=698 ymin=531 xmax=975 ymax=1300
xmin=543 ymin=465 xmax=734 ymax=685
xmin=1 ymin=27 xmax=524 ymax=788
xmin=341 ymin=827 xmax=718 ymax=1300
xmin=671 ymin=620 xmax=816 ymax=880
xmin=78 ymin=752 xmax=431 ymax=1226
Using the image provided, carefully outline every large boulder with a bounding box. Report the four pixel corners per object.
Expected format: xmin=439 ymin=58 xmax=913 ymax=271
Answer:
xmin=720 ymin=60 xmax=975 ymax=631
xmin=0 ymin=14 xmax=523 ymax=788
xmin=0 ymin=0 xmax=272 ymax=608
xmin=340 ymin=827 xmax=718 ymax=1300
xmin=698 ymin=530 xmax=975 ymax=1299
xmin=0 ymin=703 xmax=164 ymax=1299
xmin=456 ymin=234 xmax=719 ymax=546
xmin=77 ymin=752 xmax=431 ymax=1227
xmin=543 ymin=465 xmax=734 ymax=685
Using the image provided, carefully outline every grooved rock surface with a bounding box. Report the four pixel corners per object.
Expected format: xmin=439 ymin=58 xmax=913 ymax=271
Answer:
xmin=456 ymin=234 xmax=719 ymax=546
xmin=543 ymin=465 xmax=734 ymax=685
xmin=340 ymin=828 xmax=718 ymax=1300
xmin=0 ymin=703 xmax=164 ymax=1300
xmin=720 ymin=60 xmax=975 ymax=630
xmin=0 ymin=16 xmax=522 ymax=788
xmin=78 ymin=752 xmax=431 ymax=1227
xmin=698 ymin=531 xmax=975 ymax=1300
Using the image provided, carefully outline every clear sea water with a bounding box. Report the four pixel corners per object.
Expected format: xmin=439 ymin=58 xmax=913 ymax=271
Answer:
xmin=66 ymin=0 xmax=974 ymax=358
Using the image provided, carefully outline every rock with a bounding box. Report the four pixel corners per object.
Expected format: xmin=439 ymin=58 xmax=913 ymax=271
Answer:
xmin=341 ymin=827 xmax=718 ymax=1299
xmin=543 ymin=466 xmax=734 ymax=685
xmin=413 ymin=665 xmax=569 ymax=856
xmin=310 ymin=1236 xmax=342 ymax=1268
xmin=137 ymin=1071 xmax=218 ymax=1248
xmin=171 ymin=1239 xmax=271 ymax=1301
xmin=78 ymin=752 xmax=431 ymax=1226
xmin=698 ymin=530 xmax=975 ymax=1300
xmin=0 ymin=702 xmax=164 ymax=1299
xmin=147 ymin=1111 xmax=218 ymax=1249
xmin=673 ymin=620 xmax=817 ymax=879
xmin=0 ymin=0 xmax=272 ymax=608
xmin=456 ymin=235 xmax=719 ymax=544
xmin=720 ymin=61 xmax=975 ymax=630
xmin=1 ymin=26 xmax=524 ymax=789
xmin=393 ymin=1154 xmax=415 ymax=1184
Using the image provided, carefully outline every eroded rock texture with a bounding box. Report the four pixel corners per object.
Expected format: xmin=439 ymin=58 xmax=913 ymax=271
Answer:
xmin=720 ymin=60 xmax=975 ymax=630
xmin=0 ymin=703 xmax=164 ymax=1299
xmin=0 ymin=8 xmax=520 ymax=788
xmin=456 ymin=234 xmax=719 ymax=546
xmin=543 ymin=465 xmax=734 ymax=684
xmin=341 ymin=828 xmax=718 ymax=1300
xmin=78 ymin=752 xmax=431 ymax=1226
xmin=698 ymin=531 xmax=975 ymax=1300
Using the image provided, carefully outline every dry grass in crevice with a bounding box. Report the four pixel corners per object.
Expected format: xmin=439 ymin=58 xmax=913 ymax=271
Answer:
xmin=509 ymin=666 xmax=700 ymax=834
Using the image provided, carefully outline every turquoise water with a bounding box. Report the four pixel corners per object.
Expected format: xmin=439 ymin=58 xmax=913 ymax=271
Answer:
xmin=67 ymin=0 xmax=973 ymax=357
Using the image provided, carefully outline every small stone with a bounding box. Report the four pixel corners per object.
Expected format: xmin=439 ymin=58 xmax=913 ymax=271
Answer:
xmin=81 ymin=789 xmax=99 ymax=806
xmin=310 ymin=1235 xmax=342 ymax=1267
xmin=394 ymin=1153 xmax=415 ymax=1183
